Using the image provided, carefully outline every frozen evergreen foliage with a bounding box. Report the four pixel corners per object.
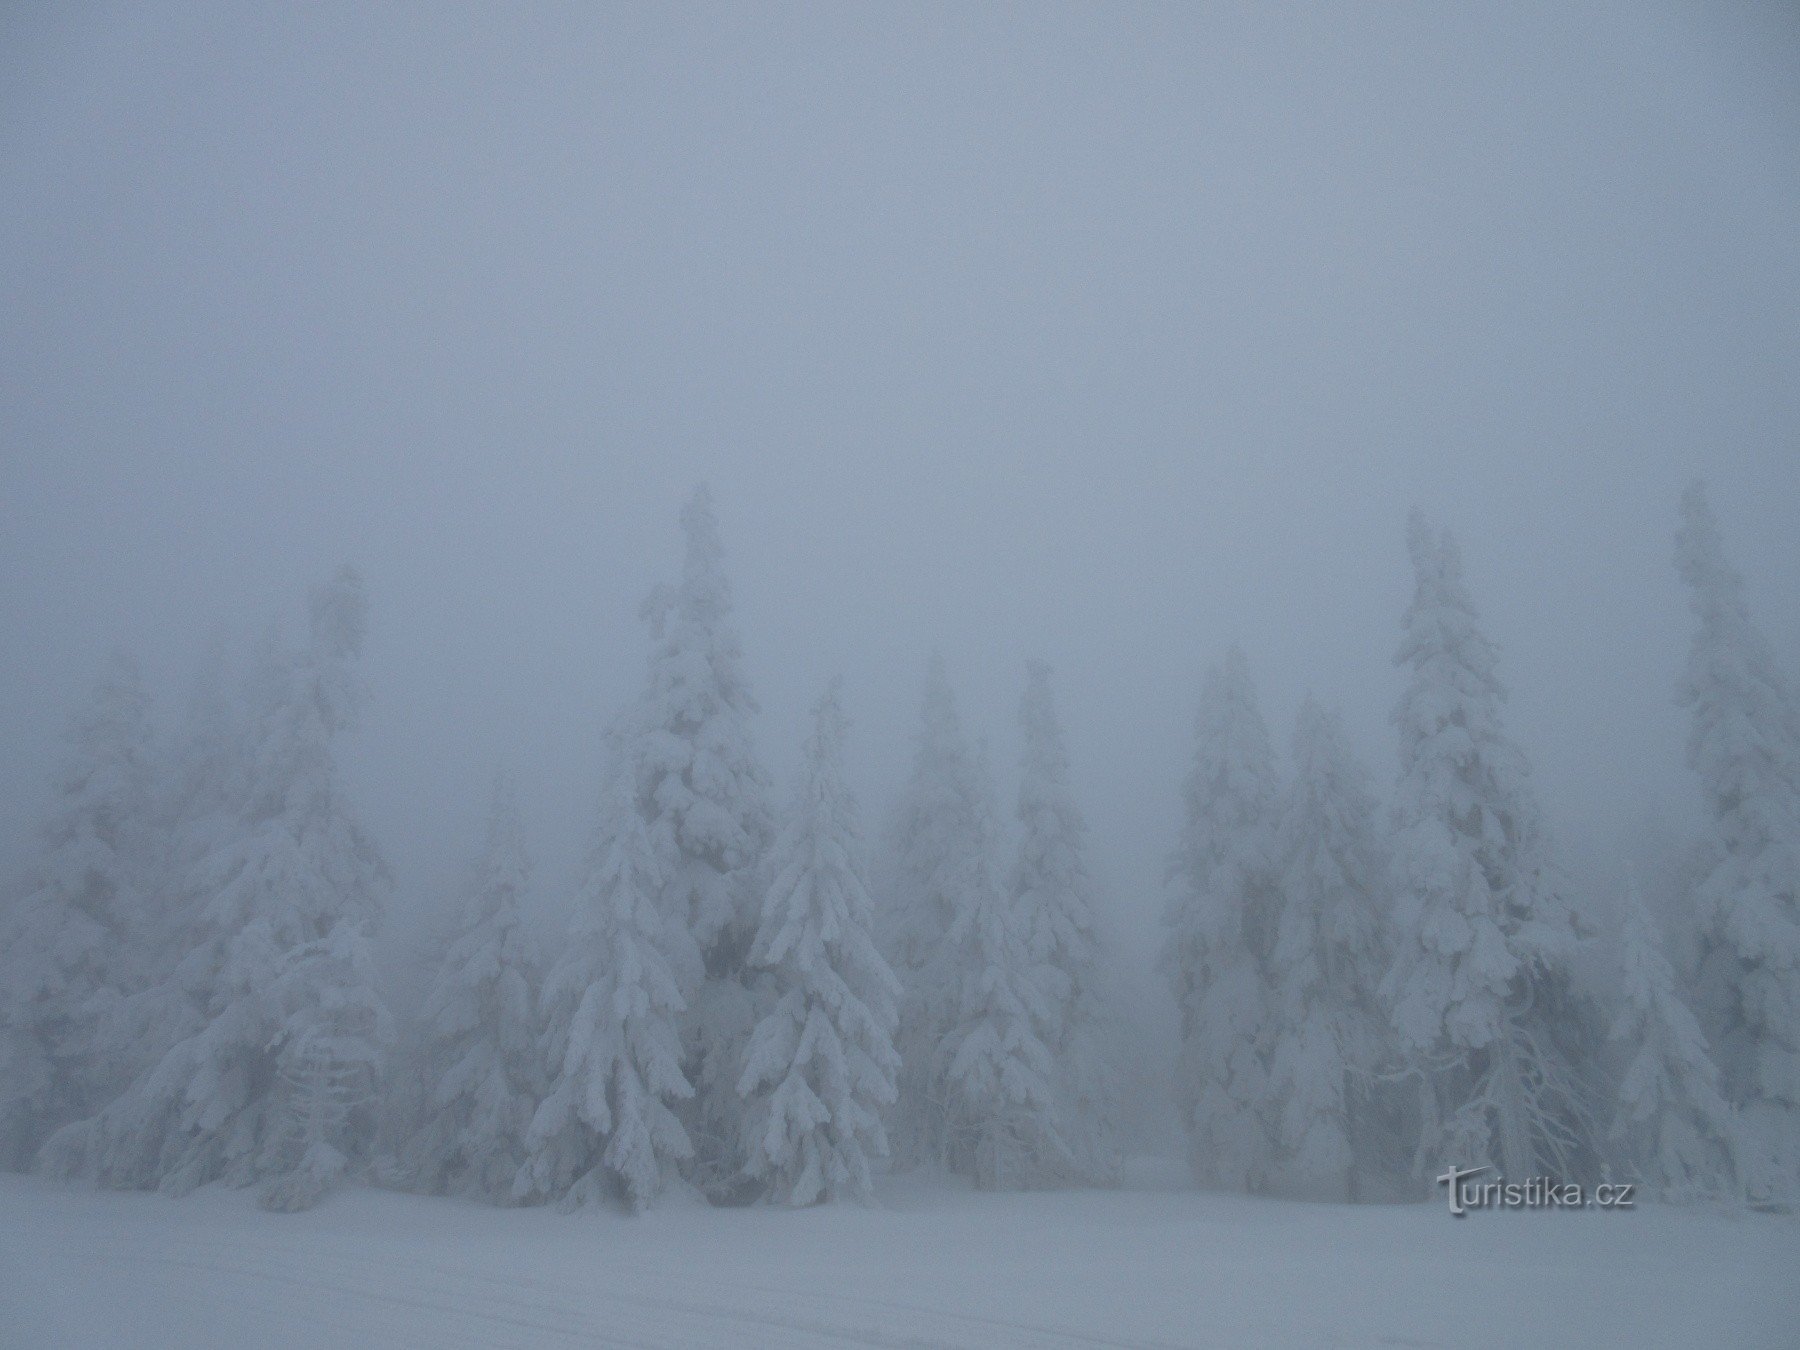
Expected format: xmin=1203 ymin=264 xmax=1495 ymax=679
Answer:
xmin=157 ymin=639 xmax=244 ymax=957
xmin=0 ymin=653 xmax=157 ymax=1170
xmin=1383 ymin=513 xmax=1594 ymax=1183
xmin=53 ymin=569 xmax=391 ymax=1208
xmin=881 ymin=654 xmax=984 ymax=1169
xmin=259 ymin=917 xmax=391 ymax=1211
xmin=1011 ymin=661 xmax=1120 ymax=1184
xmin=403 ymin=774 xmax=542 ymax=1202
xmin=738 ymin=681 xmax=901 ymax=1204
xmin=628 ymin=484 xmax=774 ymax=1193
xmin=1674 ymin=480 xmax=1800 ymax=1203
xmin=1611 ymin=885 xmax=1739 ymax=1202
xmin=1264 ymin=699 xmax=1390 ymax=1201
xmin=883 ymin=666 xmax=1069 ymax=1189
xmin=1161 ymin=647 xmax=1280 ymax=1191
xmin=114 ymin=642 xmax=247 ymax=1075
xmin=10 ymin=481 xmax=1797 ymax=1222
xmin=938 ymin=745 xmax=1066 ymax=1189
xmin=519 ymin=756 xmax=695 ymax=1213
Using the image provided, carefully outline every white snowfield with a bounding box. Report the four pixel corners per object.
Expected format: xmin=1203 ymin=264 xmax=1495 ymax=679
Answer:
xmin=3 ymin=1163 xmax=1794 ymax=1350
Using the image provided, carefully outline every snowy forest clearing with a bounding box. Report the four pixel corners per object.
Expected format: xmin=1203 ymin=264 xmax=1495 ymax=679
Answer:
xmin=3 ymin=1168 xmax=1793 ymax=1350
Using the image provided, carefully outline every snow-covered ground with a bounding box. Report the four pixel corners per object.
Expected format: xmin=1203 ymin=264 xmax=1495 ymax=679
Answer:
xmin=3 ymin=1162 xmax=1795 ymax=1349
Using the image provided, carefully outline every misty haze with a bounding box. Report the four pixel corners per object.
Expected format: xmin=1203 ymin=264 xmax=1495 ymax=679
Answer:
xmin=2 ymin=3 xmax=1798 ymax=1347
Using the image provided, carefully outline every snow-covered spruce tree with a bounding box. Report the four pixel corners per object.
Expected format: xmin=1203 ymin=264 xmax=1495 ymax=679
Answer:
xmin=737 ymin=681 xmax=901 ymax=1205
xmin=1611 ymin=884 xmax=1739 ymax=1203
xmin=259 ymin=917 xmax=390 ymax=1211
xmin=0 ymin=652 xmax=157 ymax=1171
xmin=402 ymin=773 xmax=543 ymax=1202
xmin=1011 ymin=660 xmax=1120 ymax=1185
xmin=628 ymin=485 xmax=774 ymax=1197
xmin=518 ymin=751 xmax=696 ymax=1213
xmin=880 ymin=653 xmax=984 ymax=1170
xmin=1383 ymin=512 xmax=1595 ymax=1185
xmin=87 ymin=637 xmax=258 ymax=1159
xmin=1674 ymin=480 xmax=1800 ymax=1203
xmin=53 ymin=569 xmax=391 ymax=1207
xmin=937 ymin=744 xmax=1066 ymax=1189
xmin=1264 ymin=699 xmax=1391 ymax=1201
xmin=1160 ymin=647 xmax=1280 ymax=1192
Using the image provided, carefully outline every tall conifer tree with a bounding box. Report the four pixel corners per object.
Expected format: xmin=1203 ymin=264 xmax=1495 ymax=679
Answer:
xmin=738 ymin=682 xmax=901 ymax=1204
xmin=52 ymin=570 xmax=390 ymax=1209
xmin=1161 ymin=647 xmax=1281 ymax=1191
xmin=1384 ymin=514 xmax=1594 ymax=1183
xmin=1674 ymin=481 xmax=1800 ymax=1201
xmin=0 ymin=653 xmax=157 ymax=1169
xmin=1011 ymin=661 xmax=1119 ymax=1184
xmin=629 ymin=486 xmax=774 ymax=1194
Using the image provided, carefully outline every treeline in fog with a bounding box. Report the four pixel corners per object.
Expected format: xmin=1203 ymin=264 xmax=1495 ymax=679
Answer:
xmin=1 ymin=482 xmax=1792 ymax=1214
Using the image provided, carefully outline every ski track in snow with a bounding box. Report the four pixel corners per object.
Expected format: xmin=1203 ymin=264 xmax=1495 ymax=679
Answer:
xmin=3 ymin=1173 xmax=1796 ymax=1349
xmin=72 ymin=1237 xmax=1164 ymax=1350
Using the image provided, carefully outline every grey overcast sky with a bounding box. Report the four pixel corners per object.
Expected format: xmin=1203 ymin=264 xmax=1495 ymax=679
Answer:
xmin=3 ymin=1 xmax=1797 ymax=963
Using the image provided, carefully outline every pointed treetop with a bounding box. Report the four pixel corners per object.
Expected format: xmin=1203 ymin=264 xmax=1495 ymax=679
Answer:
xmin=679 ymin=483 xmax=729 ymax=616
xmin=1402 ymin=511 xmax=1479 ymax=633
xmin=1189 ymin=645 xmax=1276 ymax=816
xmin=1405 ymin=505 xmax=1434 ymax=571
xmin=809 ymin=676 xmax=849 ymax=755
xmin=1675 ymin=479 xmax=1737 ymax=608
xmin=918 ymin=652 xmax=967 ymax=759
xmin=476 ymin=768 xmax=529 ymax=887
xmin=485 ymin=767 xmax=522 ymax=839
xmin=309 ymin=566 xmax=366 ymax=663
xmin=1618 ymin=880 xmax=1672 ymax=996
xmin=682 ymin=481 xmax=716 ymax=536
xmin=1290 ymin=695 xmax=1334 ymax=763
xmin=1020 ymin=660 xmax=1069 ymax=785
xmin=1394 ymin=512 xmax=1506 ymax=722
xmin=73 ymin=647 xmax=151 ymax=754
xmin=1673 ymin=477 xmax=1799 ymax=803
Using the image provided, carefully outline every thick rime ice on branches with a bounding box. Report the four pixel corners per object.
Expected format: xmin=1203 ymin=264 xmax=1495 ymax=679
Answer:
xmin=0 ymin=652 xmax=156 ymax=1170
xmin=3 ymin=483 xmax=1792 ymax=1226
xmin=626 ymin=484 xmax=774 ymax=1196
xmin=45 ymin=570 xmax=391 ymax=1210
xmin=1264 ymin=699 xmax=1391 ymax=1201
xmin=520 ymin=755 xmax=694 ymax=1213
xmin=1674 ymin=481 xmax=1800 ymax=1203
xmin=1161 ymin=647 xmax=1280 ymax=1191
xmin=1010 ymin=661 xmax=1121 ymax=1185
xmin=1611 ymin=884 xmax=1740 ymax=1202
xmin=1382 ymin=513 xmax=1597 ymax=1184
xmin=737 ymin=681 xmax=901 ymax=1204
xmin=402 ymin=773 xmax=543 ymax=1203
xmin=259 ymin=917 xmax=391 ymax=1211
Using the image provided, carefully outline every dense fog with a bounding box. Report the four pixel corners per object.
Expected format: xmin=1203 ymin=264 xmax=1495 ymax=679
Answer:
xmin=5 ymin=2 xmax=1796 ymax=946
xmin=2 ymin=3 xmax=1798 ymax=1326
